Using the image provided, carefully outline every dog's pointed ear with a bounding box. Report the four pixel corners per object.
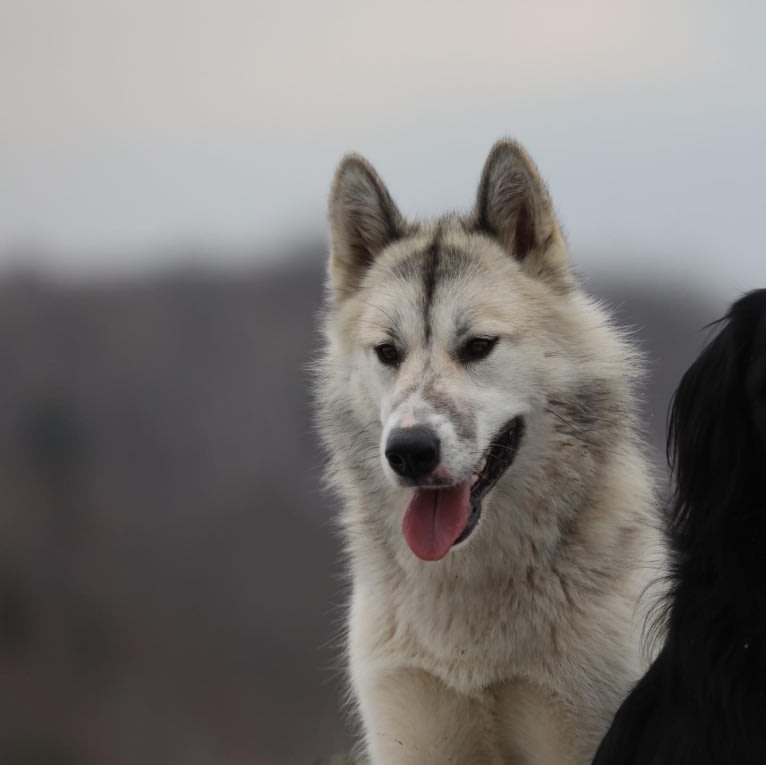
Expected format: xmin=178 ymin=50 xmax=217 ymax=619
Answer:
xmin=475 ymin=140 xmax=570 ymax=286
xmin=328 ymin=154 xmax=403 ymax=298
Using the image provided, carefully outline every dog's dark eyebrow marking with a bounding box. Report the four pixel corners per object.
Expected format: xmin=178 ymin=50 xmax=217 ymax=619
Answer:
xmin=362 ymin=300 xmax=404 ymax=342
xmin=422 ymin=227 xmax=441 ymax=343
xmin=391 ymin=253 xmax=421 ymax=282
xmin=454 ymin=321 xmax=475 ymax=340
xmin=440 ymin=245 xmax=474 ymax=274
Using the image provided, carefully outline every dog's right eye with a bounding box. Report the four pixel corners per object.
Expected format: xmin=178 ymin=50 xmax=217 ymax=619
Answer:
xmin=459 ymin=336 xmax=498 ymax=363
xmin=375 ymin=343 xmax=401 ymax=366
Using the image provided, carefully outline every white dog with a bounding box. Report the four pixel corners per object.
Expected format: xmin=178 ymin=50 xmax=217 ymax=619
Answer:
xmin=315 ymin=139 xmax=664 ymax=764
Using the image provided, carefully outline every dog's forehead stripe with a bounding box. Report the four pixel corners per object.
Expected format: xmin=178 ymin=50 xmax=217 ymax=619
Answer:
xmin=389 ymin=232 xmax=480 ymax=343
xmin=422 ymin=227 xmax=441 ymax=343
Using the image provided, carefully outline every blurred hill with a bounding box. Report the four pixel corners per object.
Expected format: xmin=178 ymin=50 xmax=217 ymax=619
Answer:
xmin=0 ymin=249 xmax=723 ymax=764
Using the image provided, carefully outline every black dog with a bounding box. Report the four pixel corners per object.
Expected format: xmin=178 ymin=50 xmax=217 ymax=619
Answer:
xmin=593 ymin=289 xmax=766 ymax=764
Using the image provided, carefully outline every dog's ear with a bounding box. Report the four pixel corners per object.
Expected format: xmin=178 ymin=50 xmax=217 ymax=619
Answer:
xmin=328 ymin=154 xmax=403 ymax=298
xmin=475 ymin=140 xmax=569 ymax=286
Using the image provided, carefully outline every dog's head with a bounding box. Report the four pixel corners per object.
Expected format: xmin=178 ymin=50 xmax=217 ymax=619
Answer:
xmin=320 ymin=141 xmax=630 ymax=563
xmin=668 ymin=289 xmax=766 ymax=530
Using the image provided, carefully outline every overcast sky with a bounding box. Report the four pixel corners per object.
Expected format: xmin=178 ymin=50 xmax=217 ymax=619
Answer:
xmin=1 ymin=1 xmax=764 ymax=293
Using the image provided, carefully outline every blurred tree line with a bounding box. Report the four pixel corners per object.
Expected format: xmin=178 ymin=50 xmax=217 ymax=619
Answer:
xmin=0 ymin=249 xmax=720 ymax=764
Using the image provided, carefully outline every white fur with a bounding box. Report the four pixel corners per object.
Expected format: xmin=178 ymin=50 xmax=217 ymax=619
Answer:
xmin=316 ymin=141 xmax=666 ymax=764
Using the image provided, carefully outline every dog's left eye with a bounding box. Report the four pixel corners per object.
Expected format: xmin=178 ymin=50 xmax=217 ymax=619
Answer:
xmin=460 ymin=336 xmax=498 ymax=363
xmin=375 ymin=343 xmax=401 ymax=366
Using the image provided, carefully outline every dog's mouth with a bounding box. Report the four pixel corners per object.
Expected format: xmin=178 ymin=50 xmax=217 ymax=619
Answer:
xmin=457 ymin=417 xmax=525 ymax=545
xmin=401 ymin=417 xmax=524 ymax=561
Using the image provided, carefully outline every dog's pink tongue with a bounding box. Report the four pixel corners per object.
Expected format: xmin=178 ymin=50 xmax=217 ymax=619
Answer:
xmin=402 ymin=480 xmax=471 ymax=562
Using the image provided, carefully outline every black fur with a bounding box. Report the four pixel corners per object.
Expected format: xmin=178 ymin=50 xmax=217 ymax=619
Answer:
xmin=593 ymin=289 xmax=766 ymax=765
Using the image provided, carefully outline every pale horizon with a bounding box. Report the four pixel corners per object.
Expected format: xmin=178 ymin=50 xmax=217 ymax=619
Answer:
xmin=1 ymin=0 xmax=764 ymax=296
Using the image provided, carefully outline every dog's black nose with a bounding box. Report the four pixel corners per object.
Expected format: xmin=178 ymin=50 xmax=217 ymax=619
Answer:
xmin=385 ymin=427 xmax=441 ymax=480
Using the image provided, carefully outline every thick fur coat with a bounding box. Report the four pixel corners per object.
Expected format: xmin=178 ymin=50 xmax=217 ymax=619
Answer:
xmin=315 ymin=140 xmax=664 ymax=764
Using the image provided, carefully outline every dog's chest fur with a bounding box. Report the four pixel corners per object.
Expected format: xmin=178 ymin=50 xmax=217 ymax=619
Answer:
xmin=349 ymin=473 xmax=653 ymax=701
